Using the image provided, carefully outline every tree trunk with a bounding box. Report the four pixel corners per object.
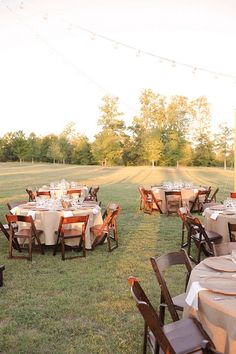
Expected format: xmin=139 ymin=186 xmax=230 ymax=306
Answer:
xmin=176 ymin=160 xmax=179 ymax=168
xmin=152 ymin=160 xmax=155 ymax=168
xmin=31 ymin=157 xmax=34 ymax=164
xmin=224 ymin=156 xmax=227 ymax=170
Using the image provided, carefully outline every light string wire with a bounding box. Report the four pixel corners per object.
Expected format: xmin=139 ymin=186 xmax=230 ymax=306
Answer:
xmin=3 ymin=2 xmax=139 ymax=116
xmin=7 ymin=1 xmax=236 ymax=84
xmin=62 ymin=21 xmax=236 ymax=83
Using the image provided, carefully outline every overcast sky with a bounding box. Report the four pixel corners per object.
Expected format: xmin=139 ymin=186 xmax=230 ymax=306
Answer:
xmin=0 ymin=0 xmax=235 ymax=141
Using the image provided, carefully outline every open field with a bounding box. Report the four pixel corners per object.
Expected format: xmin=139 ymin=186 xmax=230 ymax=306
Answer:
xmin=0 ymin=163 xmax=234 ymax=354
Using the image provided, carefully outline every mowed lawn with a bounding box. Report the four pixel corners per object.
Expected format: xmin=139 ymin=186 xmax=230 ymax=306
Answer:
xmin=0 ymin=163 xmax=233 ymax=354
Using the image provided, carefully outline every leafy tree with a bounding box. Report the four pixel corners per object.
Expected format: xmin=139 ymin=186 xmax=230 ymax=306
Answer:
xmin=47 ymin=140 xmax=63 ymax=163
xmin=191 ymin=97 xmax=215 ymax=166
xmin=143 ymin=128 xmax=163 ymax=167
xmin=71 ymin=134 xmax=93 ymax=165
xmin=92 ymin=95 xmax=125 ymax=166
xmin=26 ymin=132 xmax=41 ymax=163
xmin=214 ymin=123 xmax=233 ymax=170
xmin=12 ymin=130 xmax=28 ymax=163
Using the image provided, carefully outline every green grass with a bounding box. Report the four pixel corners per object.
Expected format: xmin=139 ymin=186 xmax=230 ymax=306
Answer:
xmin=0 ymin=163 xmax=233 ymax=353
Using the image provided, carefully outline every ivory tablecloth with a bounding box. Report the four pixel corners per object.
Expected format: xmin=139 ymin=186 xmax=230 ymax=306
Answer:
xmin=204 ymin=207 xmax=234 ymax=242
xmin=14 ymin=204 xmax=103 ymax=249
xmin=151 ymin=187 xmax=199 ymax=213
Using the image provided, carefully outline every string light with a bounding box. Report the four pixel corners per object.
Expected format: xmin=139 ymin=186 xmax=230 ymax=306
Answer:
xmin=63 ymin=21 xmax=236 ymax=84
xmin=3 ymin=2 xmax=236 ymax=86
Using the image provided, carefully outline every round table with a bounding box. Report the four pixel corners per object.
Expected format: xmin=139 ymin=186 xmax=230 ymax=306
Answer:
xmin=152 ymin=186 xmax=206 ymax=213
xmin=12 ymin=202 xmax=103 ymax=249
xmin=204 ymin=206 xmax=235 ymax=242
xmin=184 ymin=256 xmax=236 ymax=353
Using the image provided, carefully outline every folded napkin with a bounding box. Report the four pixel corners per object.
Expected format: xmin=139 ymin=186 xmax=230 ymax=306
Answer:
xmin=27 ymin=210 xmax=36 ymax=220
xmin=92 ymin=206 xmax=101 ymax=215
xmin=10 ymin=206 xmax=18 ymax=215
xmin=63 ymin=211 xmax=73 ymax=217
xmin=185 ymin=281 xmax=206 ymax=310
xmin=210 ymin=211 xmax=223 ymax=220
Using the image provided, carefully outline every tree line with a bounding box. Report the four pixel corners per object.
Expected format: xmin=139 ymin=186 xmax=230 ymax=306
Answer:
xmin=0 ymin=89 xmax=233 ymax=168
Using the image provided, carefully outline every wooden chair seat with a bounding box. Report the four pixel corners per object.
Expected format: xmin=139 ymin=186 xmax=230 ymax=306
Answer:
xmin=90 ymin=224 xmax=109 ymax=236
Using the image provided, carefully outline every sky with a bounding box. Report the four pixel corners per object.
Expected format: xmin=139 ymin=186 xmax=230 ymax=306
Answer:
xmin=0 ymin=0 xmax=235 ymax=141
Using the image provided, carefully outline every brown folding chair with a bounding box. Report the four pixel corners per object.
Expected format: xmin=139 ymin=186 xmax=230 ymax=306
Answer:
xmin=0 ymin=265 xmax=5 ymax=287
xmin=186 ymin=216 xmax=222 ymax=264
xmin=189 ymin=187 xmax=211 ymax=213
xmin=53 ymin=215 xmax=89 ymax=260
xmin=85 ymin=186 xmax=99 ymax=202
xmin=212 ymin=241 xmax=236 ymax=256
xmin=36 ymin=190 xmax=51 ymax=198
xmin=91 ymin=203 xmax=121 ymax=251
xmin=66 ymin=189 xmax=82 ymax=198
xmin=205 ymin=188 xmax=219 ymax=203
xmin=26 ymin=188 xmax=36 ymax=202
xmin=150 ymin=249 xmax=193 ymax=325
xmin=140 ymin=188 xmax=162 ymax=214
xmin=6 ymin=214 xmax=44 ymax=261
xmin=138 ymin=186 xmax=146 ymax=210
xmin=177 ymin=206 xmax=193 ymax=247
xmin=165 ymin=191 xmax=182 ymax=216
xmin=0 ymin=221 xmax=21 ymax=252
xmin=228 ymin=222 xmax=236 ymax=242
xmin=128 ymin=277 xmax=214 ymax=354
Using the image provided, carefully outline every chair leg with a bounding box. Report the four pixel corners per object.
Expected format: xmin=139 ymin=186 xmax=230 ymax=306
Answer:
xmin=8 ymin=230 xmax=13 ymax=259
xmin=61 ymin=237 xmax=65 ymax=260
xmin=53 ymin=234 xmax=60 ymax=256
xmin=159 ymin=304 xmax=165 ymax=326
xmin=35 ymin=235 xmax=44 ymax=255
xmin=143 ymin=322 xmax=148 ymax=354
xmin=28 ymin=237 xmax=32 ymax=261
xmin=82 ymin=237 xmax=86 ymax=258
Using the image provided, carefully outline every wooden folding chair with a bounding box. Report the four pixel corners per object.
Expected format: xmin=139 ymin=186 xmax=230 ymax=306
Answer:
xmin=91 ymin=203 xmax=121 ymax=251
xmin=85 ymin=186 xmax=99 ymax=202
xmin=165 ymin=190 xmax=182 ymax=216
xmin=205 ymin=188 xmax=219 ymax=203
xmin=128 ymin=277 xmax=214 ymax=354
xmin=150 ymin=249 xmax=193 ymax=325
xmin=6 ymin=214 xmax=44 ymax=261
xmin=0 ymin=221 xmax=21 ymax=252
xmin=66 ymin=189 xmax=82 ymax=198
xmin=140 ymin=188 xmax=162 ymax=214
xmin=177 ymin=206 xmax=193 ymax=247
xmin=53 ymin=215 xmax=89 ymax=260
xmin=186 ymin=216 xmax=222 ymax=264
xmin=26 ymin=188 xmax=36 ymax=202
xmin=189 ymin=187 xmax=211 ymax=213
xmin=228 ymin=222 xmax=236 ymax=242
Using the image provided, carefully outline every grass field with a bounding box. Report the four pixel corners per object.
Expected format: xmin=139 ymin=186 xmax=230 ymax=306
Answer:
xmin=0 ymin=163 xmax=234 ymax=354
